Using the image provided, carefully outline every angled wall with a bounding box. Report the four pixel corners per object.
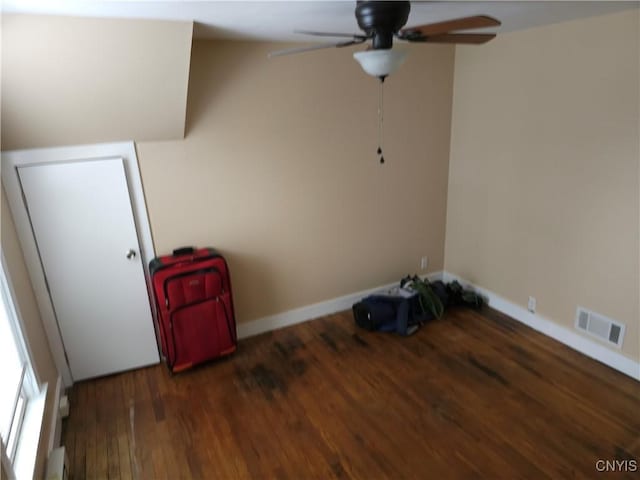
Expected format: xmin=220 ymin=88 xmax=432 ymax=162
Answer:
xmin=1 ymin=14 xmax=193 ymax=150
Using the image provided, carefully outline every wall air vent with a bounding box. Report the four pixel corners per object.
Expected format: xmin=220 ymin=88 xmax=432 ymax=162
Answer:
xmin=575 ymin=307 xmax=625 ymax=348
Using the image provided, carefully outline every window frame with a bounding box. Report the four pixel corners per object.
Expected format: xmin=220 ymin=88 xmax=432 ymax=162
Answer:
xmin=0 ymin=252 xmax=42 ymax=478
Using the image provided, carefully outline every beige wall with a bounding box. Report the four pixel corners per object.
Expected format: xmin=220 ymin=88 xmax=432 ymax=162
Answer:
xmin=1 ymin=187 xmax=59 ymax=479
xmin=1 ymin=14 xmax=193 ymax=150
xmin=138 ymin=39 xmax=455 ymax=323
xmin=445 ymin=10 xmax=640 ymax=360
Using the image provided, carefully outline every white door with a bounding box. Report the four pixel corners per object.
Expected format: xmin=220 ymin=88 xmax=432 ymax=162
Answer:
xmin=18 ymin=157 xmax=159 ymax=381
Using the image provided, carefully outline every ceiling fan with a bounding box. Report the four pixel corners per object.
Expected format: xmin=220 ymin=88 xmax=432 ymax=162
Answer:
xmin=269 ymin=1 xmax=501 ymax=164
xmin=269 ymin=1 xmax=501 ymax=79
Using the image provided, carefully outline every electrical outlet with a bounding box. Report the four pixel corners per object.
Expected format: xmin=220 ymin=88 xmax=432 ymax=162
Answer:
xmin=528 ymin=296 xmax=536 ymax=313
xmin=420 ymin=256 xmax=429 ymax=270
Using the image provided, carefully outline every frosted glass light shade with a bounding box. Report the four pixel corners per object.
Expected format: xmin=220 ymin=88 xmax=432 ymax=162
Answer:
xmin=353 ymin=49 xmax=408 ymax=78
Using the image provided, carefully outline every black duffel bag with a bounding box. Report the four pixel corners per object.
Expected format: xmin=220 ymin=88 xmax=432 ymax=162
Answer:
xmin=352 ymin=293 xmax=427 ymax=336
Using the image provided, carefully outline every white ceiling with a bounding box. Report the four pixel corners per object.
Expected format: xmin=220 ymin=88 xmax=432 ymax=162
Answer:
xmin=2 ymin=1 xmax=636 ymax=42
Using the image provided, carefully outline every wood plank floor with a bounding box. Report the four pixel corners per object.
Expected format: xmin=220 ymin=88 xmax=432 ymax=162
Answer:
xmin=61 ymin=306 xmax=640 ymax=479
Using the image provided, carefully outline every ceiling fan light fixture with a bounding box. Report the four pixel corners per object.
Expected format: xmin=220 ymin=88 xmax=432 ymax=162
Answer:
xmin=353 ymin=49 xmax=408 ymax=79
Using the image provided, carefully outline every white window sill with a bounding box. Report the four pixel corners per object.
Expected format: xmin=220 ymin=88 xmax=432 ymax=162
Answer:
xmin=13 ymin=383 xmax=47 ymax=480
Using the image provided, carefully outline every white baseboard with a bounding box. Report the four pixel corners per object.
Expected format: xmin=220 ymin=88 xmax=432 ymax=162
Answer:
xmin=237 ymin=271 xmax=443 ymax=340
xmin=442 ymin=272 xmax=640 ymax=381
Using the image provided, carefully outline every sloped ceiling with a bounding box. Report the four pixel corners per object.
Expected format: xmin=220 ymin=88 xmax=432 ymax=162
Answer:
xmin=1 ymin=15 xmax=193 ymax=150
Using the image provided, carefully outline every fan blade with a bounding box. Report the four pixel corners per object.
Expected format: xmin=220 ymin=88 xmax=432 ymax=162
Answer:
xmin=399 ymin=15 xmax=501 ymax=38
xmin=415 ymin=33 xmax=497 ymax=44
xmin=295 ymin=30 xmax=368 ymax=40
xmin=268 ymin=39 xmax=365 ymax=58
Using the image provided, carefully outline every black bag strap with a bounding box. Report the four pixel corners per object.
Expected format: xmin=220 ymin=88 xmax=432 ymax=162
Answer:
xmin=173 ymin=246 xmax=195 ymax=256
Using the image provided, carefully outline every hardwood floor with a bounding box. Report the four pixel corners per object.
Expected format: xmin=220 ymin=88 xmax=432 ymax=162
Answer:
xmin=61 ymin=306 xmax=640 ymax=479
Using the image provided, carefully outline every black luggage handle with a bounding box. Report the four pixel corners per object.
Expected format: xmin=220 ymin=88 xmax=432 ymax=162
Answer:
xmin=173 ymin=246 xmax=195 ymax=256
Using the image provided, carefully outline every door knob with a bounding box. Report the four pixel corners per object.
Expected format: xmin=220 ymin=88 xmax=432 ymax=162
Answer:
xmin=126 ymin=249 xmax=136 ymax=260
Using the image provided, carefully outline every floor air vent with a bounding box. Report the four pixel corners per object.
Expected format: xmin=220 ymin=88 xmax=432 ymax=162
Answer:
xmin=575 ymin=307 xmax=625 ymax=348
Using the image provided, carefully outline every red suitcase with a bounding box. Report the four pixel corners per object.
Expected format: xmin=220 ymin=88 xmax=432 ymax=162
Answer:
xmin=149 ymin=247 xmax=237 ymax=372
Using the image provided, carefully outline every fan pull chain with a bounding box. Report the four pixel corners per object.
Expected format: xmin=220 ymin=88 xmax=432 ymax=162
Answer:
xmin=377 ymin=77 xmax=385 ymax=164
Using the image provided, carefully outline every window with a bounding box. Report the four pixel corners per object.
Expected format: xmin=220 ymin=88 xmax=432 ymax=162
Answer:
xmin=0 ymin=254 xmax=41 ymax=478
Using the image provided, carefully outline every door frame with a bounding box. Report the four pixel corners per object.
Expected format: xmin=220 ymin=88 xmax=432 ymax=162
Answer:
xmin=2 ymin=142 xmax=156 ymax=387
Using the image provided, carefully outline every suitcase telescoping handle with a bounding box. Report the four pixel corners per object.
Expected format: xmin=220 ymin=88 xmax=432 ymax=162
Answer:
xmin=173 ymin=246 xmax=195 ymax=256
